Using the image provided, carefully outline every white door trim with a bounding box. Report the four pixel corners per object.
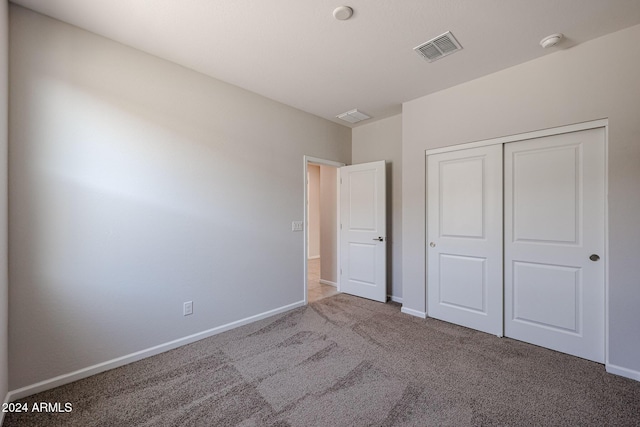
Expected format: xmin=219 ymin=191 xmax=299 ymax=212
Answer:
xmin=303 ymin=156 xmax=345 ymax=304
xmin=424 ymin=119 xmax=609 ymax=367
xmin=425 ymin=119 xmax=608 ymax=156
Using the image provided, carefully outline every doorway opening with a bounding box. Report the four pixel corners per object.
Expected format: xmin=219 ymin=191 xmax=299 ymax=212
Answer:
xmin=304 ymin=156 xmax=344 ymax=304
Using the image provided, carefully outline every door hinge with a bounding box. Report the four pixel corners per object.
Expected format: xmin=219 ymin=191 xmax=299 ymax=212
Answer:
xmin=340 ymin=224 xmax=342 ymax=230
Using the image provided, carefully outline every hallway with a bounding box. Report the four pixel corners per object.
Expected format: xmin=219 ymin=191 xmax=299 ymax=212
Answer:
xmin=307 ymin=258 xmax=338 ymax=302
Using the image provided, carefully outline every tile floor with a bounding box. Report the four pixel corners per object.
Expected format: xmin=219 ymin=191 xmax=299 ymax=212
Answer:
xmin=308 ymin=258 xmax=339 ymax=302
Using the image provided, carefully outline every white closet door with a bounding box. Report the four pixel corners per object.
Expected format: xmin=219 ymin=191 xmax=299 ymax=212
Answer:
xmin=504 ymin=128 xmax=605 ymax=363
xmin=427 ymin=145 xmax=503 ymax=336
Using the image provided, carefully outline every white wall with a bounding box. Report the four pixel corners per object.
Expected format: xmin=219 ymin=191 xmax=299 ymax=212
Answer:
xmin=352 ymin=114 xmax=402 ymax=300
xmin=319 ymin=165 xmax=337 ymax=284
xmin=0 ymin=0 xmax=8 ymax=411
xmin=307 ymin=165 xmax=320 ymax=259
xmin=403 ymin=24 xmax=640 ymax=378
xmin=9 ymin=5 xmax=351 ymax=391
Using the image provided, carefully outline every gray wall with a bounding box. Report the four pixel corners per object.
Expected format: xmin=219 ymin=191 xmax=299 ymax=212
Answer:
xmin=0 ymin=0 xmax=8 ymax=409
xmin=319 ymin=165 xmax=338 ymax=284
xmin=9 ymin=5 xmax=350 ymax=390
xmin=320 ymin=165 xmax=338 ymax=286
xmin=352 ymin=114 xmax=402 ymax=300
xmin=403 ymin=24 xmax=640 ymax=375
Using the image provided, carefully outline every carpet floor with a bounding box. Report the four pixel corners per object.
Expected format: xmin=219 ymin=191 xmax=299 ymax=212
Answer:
xmin=4 ymin=294 xmax=640 ymax=426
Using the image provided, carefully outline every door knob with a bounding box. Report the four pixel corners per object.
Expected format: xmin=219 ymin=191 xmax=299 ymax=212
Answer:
xmin=373 ymin=237 xmax=384 ymax=242
xmin=430 ymin=242 xmax=436 ymax=248
xmin=589 ymin=254 xmax=600 ymax=262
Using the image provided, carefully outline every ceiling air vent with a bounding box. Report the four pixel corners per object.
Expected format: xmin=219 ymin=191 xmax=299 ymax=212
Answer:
xmin=414 ymin=31 xmax=462 ymax=62
xmin=336 ymin=109 xmax=371 ymax=124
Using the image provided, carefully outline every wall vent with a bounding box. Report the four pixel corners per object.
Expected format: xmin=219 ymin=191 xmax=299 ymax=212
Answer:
xmin=414 ymin=31 xmax=462 ymax=62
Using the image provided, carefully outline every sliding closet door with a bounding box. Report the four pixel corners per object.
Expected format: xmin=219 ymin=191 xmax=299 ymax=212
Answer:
xmin=427 ymin=145 xmax=503 ymax=336
xmin=504 ymin=128 xmax=605 ymax=363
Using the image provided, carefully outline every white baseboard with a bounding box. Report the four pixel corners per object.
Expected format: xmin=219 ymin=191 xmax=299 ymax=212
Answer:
xmin=606 ymin=363 xmax=640 ymax=382
xmin=388 ymin=295 xmax=403 ymax=304
xmin=319 ymin=279 xmax=337 ymax=287
xmin=7 ymin=300 xmax=306 ymax=402
xmin=401 ymin=306 xmax=427 ymax=319
xmin=307 ymin=255 xmax=320 ymax=260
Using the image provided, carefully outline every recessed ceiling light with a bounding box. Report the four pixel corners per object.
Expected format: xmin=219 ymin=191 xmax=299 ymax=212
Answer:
xmin=333 ymin=6 xmax=353 ymax=21
xmin=336 ymin=109 xmax=370 ymax=124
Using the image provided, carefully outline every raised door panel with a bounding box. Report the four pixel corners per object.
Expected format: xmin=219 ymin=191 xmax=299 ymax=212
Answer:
xmin=512 ymin=145 xmax=579 ymax=244
xmin=439 ymin=254 xmax=487 ymax=313
xmin=512 ymin=262 xmax=581 ymax=333
xmin=348 ymin=170 xmax=377 ymax=231
xmin=347 ymin=243 xmax=377 ymax=286
xmin=440 ymin=158 xmax=485 ymax=239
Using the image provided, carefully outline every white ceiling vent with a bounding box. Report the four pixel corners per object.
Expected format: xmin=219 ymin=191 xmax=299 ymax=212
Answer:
xmin=414 ymin=31 xmax=463 ymax=62
xmin=336 ymin=109 xmax=371 ymax=124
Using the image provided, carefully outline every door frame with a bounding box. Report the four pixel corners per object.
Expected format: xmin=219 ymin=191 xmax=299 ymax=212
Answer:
xmin=424 ymin=118 xmax=609 ymax=364
xmin=303 ymin=156 xmax=345 ymax=304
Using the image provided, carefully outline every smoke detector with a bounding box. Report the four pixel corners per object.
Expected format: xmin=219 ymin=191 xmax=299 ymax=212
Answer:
xmin=336 ymin=109 xmax=370 ymax=124
xmin=540 ymin=33 xmax=563 ymax=48
xmin=333 ymin=6 xmax=353 ymax=20
xmin=414 ymin=31 xmax=463 ymax=63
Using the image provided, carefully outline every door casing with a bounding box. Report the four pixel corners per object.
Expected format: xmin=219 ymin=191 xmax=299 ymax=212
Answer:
xmin=303 ymin=156 xmax=345 ymax=304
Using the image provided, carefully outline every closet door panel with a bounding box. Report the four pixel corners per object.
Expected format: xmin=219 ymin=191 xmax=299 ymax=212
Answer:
xmin=427 ymin=145 xmax=503 ymax=336
xmin=504 ymin=128 xmax=605 ymax=363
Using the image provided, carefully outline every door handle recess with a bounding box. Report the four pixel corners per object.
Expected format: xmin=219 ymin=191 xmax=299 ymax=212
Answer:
xmin=589 ymin=254 xmax=600 ymax=261
xmin=373 ymin=237 xmax=384 ymax=242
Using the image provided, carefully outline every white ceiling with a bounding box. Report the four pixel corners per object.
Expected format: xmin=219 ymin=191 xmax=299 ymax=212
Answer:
xmin=10 ymin=0 xmax=640 ymax=127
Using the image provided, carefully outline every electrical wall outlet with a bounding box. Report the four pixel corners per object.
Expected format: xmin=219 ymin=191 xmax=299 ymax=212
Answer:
xmin=291 ymin=220 xmax=303 ymax=231
xmin=183 ymin=301 xmax=193 ymax=316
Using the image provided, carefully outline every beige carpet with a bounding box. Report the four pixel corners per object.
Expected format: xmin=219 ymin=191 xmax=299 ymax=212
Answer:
xmin=4 ymin=294 xmax=640 ymax=426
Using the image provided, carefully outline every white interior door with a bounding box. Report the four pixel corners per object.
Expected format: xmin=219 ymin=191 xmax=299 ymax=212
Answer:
xmin=504 ymin=128 xmax=605 ymax=363
xmin=339 ymin=161 xmax=386 ymax=302
xmin=427 ymin=145 xmax=503 ymax=336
